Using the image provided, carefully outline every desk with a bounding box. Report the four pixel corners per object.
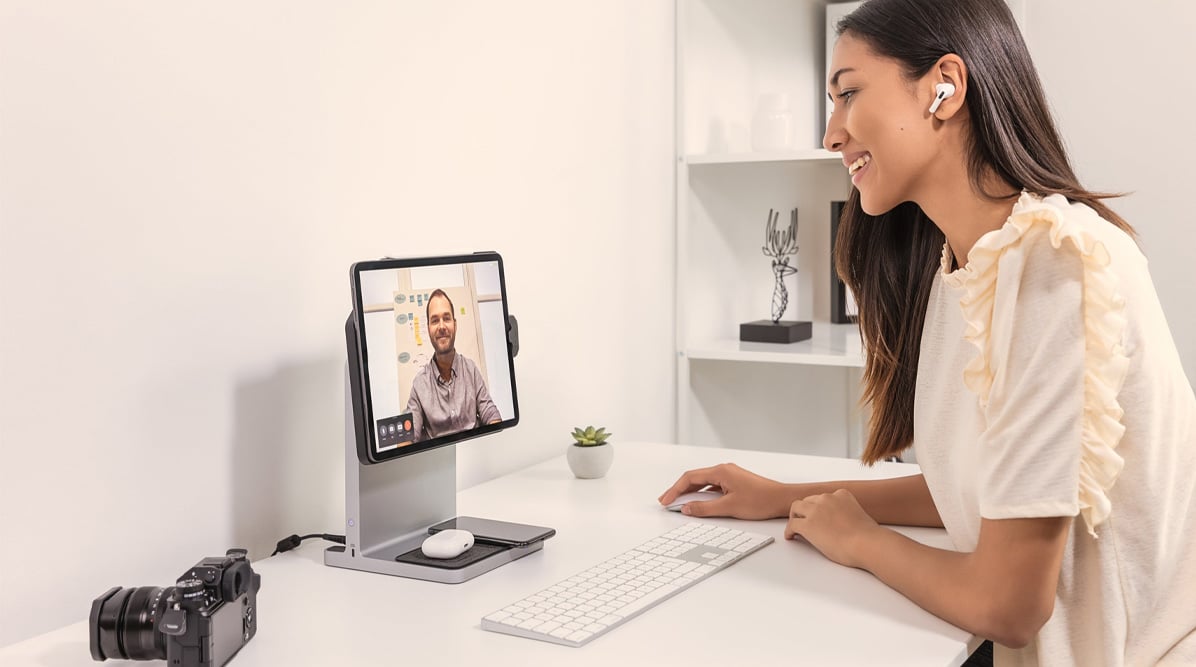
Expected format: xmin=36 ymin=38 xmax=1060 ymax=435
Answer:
xmin=1 ymin=442 xmax=980 ymax=666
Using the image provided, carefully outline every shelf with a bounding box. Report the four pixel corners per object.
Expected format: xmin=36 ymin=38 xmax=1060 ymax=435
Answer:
xmin=684 ymin=148 xmax=843 ymax=166
xmin=685 ymin=323 xmax=864 ymax=368
xmin=676 ymin=1 xmax=867 ymax=451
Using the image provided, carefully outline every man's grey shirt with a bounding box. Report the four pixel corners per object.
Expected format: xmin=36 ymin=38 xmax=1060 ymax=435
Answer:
xmin=406 ymin=353 xmax=501 ymax=442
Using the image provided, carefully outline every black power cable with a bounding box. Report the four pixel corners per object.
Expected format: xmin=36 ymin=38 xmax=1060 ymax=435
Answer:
xmin=271 ymin=533 xmax=345 ymax=556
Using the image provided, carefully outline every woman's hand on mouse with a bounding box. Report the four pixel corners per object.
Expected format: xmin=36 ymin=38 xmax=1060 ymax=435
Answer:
xmin=658 ymin=463 xmax=790 ymax=520
xmin=784 ymin=489 xmax=882 ymax=569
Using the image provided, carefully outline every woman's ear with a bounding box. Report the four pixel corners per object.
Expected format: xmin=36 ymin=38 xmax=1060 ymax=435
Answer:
xmin=929 ymin=53 xmax=968 ymax=119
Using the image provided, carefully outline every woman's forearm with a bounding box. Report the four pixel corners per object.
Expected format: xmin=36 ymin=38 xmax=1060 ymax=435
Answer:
xmin=779 ymin=474 xmax=943 ymax=527
xmin=851 ymin=516 xmax=1069 ymax=649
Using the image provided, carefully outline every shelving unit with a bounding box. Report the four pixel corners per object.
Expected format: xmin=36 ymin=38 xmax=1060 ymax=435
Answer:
xmin=675 ymin=0 xmax=865 ymax=459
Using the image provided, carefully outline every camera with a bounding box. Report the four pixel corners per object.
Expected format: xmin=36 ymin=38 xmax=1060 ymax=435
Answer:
xmin=89 ymin=548 xmax=261 ymax=667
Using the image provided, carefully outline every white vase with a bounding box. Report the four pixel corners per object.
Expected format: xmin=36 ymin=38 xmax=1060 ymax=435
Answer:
xmin=751 ymin=93 xmax=794 ymax=152
xmin=567 ymin=443 xmax=613 ymax=479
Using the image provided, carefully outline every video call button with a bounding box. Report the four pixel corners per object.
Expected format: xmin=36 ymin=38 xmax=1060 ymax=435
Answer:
xmin=377 ymin=413 xmax=415 ymax=449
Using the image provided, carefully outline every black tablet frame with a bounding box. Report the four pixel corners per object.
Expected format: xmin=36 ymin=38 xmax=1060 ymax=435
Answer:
xmin=348 ymin=252 xmax=520 ymax=465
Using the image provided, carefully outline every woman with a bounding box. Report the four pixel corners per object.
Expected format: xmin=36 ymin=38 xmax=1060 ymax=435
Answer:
xmin=658 ymin=1 xmax=1196 ymax=664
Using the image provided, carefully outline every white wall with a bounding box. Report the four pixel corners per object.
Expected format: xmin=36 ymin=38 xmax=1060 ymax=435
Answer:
xmin=1025 ymin=0 xmax=1196 ymax=379
xmin=0 ymin=0 xmax=675 ymax=646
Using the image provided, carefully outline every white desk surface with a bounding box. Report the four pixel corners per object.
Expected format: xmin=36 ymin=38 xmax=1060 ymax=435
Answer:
xmin=2 ymin=442 xmax=979 ymax=666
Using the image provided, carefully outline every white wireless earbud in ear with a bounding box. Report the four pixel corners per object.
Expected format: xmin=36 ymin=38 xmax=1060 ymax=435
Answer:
xmin=928 ymin=82 xmax=956 ymax=114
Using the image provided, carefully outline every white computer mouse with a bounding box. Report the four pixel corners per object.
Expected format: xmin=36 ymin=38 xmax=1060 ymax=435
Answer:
xmin=421 ymin=529 xmax=475 ymax=559
xmin=664 ymin=489 xmax=724 ymax=512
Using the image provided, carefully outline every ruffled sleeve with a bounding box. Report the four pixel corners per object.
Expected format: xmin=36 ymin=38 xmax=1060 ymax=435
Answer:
xmin=942 ymin=192 xmax=1130 ymax=537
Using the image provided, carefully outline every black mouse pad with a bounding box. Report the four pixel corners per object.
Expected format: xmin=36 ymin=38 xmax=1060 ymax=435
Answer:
xmin=395 ymin=541 xmax=509 ymax=570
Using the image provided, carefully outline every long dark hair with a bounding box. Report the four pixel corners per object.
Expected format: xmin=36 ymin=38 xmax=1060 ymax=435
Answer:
xmin=834 ymin=0 xmax=1135 ymax=464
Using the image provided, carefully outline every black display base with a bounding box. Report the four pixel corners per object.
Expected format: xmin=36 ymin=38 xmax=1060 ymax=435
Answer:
xmin=739 ymin=320 xmax=813 ymax=344
xmin=395 ymin=541 xmax=510 ymax=570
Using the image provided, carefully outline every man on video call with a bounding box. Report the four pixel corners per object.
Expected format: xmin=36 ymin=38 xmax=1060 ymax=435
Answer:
xmin=407 ymin=288 xmax=501 ymax=441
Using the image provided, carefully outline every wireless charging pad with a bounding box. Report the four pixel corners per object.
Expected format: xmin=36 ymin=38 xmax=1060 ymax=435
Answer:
xmin=394 ymin=542 xmax=510 ymax=570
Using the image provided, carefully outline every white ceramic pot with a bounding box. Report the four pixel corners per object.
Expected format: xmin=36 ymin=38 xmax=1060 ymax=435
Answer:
xmin=566 ymin=443 xmax=613 ymax=479
xmin=751 ymin=92 xmax=794 ymax=152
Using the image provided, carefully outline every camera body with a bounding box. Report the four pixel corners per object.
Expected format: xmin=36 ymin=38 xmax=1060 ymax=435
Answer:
xmin=90 ymin=549 xmax=261 ymax=667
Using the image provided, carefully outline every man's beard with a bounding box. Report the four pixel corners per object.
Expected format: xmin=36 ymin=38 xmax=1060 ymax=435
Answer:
xmin=433 ymin=333 xmax=455 ymax=356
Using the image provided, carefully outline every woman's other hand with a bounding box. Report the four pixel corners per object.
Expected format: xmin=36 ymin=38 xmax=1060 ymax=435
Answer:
xmin=785 ymin=489 xmax=882 ymax=568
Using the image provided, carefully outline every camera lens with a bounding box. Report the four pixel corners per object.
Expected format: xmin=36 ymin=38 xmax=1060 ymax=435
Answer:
xmin=89 ymin=585 xmax=171 ymax=661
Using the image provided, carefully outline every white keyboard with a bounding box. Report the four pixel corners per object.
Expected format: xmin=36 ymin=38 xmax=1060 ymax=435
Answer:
xmin=480 ymin=522 xmax=774 ymax=647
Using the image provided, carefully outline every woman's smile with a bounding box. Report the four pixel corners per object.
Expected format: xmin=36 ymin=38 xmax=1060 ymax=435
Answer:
xmin=846 ymin=152 xmax=872 ymax=185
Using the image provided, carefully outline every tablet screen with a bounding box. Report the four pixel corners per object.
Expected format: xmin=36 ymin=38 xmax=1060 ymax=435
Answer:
xmin=350 ymin=253 xmax=518 ymax=463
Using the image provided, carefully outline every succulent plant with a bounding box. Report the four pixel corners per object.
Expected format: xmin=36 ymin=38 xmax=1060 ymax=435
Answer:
xmin=571 ymin=425 xmax=612 ymax=447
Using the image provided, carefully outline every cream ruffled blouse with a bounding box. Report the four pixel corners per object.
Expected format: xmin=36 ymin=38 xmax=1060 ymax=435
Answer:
xmin=912 ymin=191 xmax=1196 ymax=666
xmin=939 ymin=191 xmax=1130 ymax=537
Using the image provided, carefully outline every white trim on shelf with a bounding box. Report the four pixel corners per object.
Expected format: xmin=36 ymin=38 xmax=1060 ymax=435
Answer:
xmin=684 ymin=148 xmax=842 ymax=165
xmin=684 ymin=323 xmax=864 ymax=368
